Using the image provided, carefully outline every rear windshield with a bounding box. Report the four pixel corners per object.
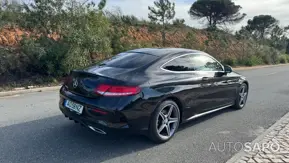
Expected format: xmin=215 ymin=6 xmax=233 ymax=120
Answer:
xmin=100 ymin=52 xmax=158 ymax=69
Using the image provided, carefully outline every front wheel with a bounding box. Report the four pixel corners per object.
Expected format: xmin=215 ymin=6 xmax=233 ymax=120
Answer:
xmin=233 ymin=83 xmax=249 ymax=110
xmin=148 ymin=100 xmax=180 ymax=143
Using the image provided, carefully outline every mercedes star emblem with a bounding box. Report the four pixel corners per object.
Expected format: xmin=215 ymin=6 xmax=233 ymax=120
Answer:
xmin=72 ymin=78 xmax=78 ymax=88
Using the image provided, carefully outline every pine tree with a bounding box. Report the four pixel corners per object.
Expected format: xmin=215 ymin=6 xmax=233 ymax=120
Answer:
xmin=148 ymin=0 xmax=175 ymax=46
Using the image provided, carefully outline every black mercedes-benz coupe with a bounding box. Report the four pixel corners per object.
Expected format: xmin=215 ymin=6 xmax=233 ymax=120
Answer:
xmin=59 ymin=48 xmax=249 ymax=143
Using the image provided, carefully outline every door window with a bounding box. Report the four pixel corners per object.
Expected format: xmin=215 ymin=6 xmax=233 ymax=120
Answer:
xmin=163 ymin=54 xmax=223 ymax=72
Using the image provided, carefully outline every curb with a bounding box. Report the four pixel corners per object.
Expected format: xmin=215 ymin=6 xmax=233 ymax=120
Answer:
xmin=0 ymin=86 xmax=61 ymax=97
xmin=233 ymin=63 xmax=289 ymax=71
xmin=226 ymin=111 xmax=289 ymax=163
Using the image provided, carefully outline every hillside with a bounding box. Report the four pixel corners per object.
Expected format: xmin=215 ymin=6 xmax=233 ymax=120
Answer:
xmin=0 ymin=27 xmax=59 ymax=47
xmin=0 ymin=0 xmax=286 ymax=90
xmin=125 ymin=26 xmax=245 ymax=60
xmin=0 ymin=25 xmax=272 ymax=62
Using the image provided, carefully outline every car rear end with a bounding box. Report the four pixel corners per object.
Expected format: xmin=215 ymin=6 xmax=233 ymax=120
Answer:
xmin=59 ymin=52 xmax=160 ymax=135
xmin=59 ymin=70 xmax=144 ymax=134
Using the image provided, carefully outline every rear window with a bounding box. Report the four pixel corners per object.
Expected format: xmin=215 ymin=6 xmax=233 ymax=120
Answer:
xmin=100 ymin=52 xmax=158 ymax=68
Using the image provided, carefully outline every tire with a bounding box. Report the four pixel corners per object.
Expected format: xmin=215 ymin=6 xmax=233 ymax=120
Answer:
xmin=148 ymin=100 xmax=180 ymax=143
xmin=233 ymin=83 xmax=249 ymax=110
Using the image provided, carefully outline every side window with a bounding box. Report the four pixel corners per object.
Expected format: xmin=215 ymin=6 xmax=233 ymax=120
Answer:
xmin=163 ymin=54 xmax=223 ymax=72
xmin=191 ymin=55 xmax=223 ymax=71
xmin=163 ymin=55 xmax=196 ymax=71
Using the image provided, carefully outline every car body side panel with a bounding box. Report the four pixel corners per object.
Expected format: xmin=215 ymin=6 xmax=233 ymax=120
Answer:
xmin=147 ymin=72 xmax=211 ymax=120
xmin=202 ymin=72 xmax=241 ymax=111
xmin=145 ymin=69 xmax=244 ymax=121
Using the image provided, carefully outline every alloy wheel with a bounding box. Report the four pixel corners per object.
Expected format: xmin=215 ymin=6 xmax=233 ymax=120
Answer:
xmin=239 ymin=85 xmax=248 ymax=108
xmin=156 ymin=104 xmax=179 ymax=139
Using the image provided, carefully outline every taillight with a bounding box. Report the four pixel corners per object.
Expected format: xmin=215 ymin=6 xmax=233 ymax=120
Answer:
xmin=94 ymin=84 xmax=141 ymax=96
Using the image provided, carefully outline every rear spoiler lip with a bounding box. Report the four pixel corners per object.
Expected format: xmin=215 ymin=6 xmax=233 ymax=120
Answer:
xmin=71 ymin=70 xmax=115 ymax=80
xmin=70 ymin=70 xmax=131 ymax=86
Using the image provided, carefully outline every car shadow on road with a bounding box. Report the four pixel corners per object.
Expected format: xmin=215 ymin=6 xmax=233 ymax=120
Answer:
xmin=0 ymin=107 xmax=235 ymax=163
xmin=0 ymin=115 xmax=156 ymax=163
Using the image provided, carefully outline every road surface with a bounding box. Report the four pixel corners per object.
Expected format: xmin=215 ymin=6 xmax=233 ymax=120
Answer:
xmin=1 ymin=65 xmax=289 ymax=163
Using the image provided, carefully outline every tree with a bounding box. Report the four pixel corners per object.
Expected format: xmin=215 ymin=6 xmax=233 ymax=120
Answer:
xmin=18 ymin=0 xmax=112 ymax=76
xmin=244 ymin=15 xmax=278 ymax=39
xmin=269 ymin=25 xmax=288 ymax=50
xmin=236 ymin=27 xmax=247 ymax=39
xmin=286 ymin=39 xmax=289 ymax=54
xmin=22 ymin=0 xmax=66 ymax=35
xmin=0 ymin=0 xmax=23 ymax=27
xmin=285 ymin=26 xmax=289 ymax=54
xmin=98 ymin=0 xmax=106 ymax=10
xmin=148 ymin=0 xmax=175 ymax=46
xmin=173 ymin=18 xmax=185 ymax=27
xmin=188 ymin=0 xmax=246 ymax=29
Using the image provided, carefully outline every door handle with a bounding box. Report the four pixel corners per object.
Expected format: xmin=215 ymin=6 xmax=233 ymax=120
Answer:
xmin=202 ymin=77 xmax=210 ymax=81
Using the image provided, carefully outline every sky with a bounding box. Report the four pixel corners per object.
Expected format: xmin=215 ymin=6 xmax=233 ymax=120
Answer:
xmin=103 ymin=0 xmax=289 ymax=31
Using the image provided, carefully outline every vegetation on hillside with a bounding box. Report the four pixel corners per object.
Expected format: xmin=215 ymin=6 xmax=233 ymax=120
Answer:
xmin=0 ymin=0 xmax=288 ymax=89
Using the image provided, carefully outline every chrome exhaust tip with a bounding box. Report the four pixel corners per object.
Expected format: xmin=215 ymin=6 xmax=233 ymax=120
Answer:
xmin=87 ymin=126 xmax=106 ymax=135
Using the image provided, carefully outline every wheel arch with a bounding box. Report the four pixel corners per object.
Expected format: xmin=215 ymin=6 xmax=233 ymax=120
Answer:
xmin=162 ymin=96 xmax=184 ymax=123
xmin=235 ymin=80 xmax=249 ymax=99
xmin=243 ymin=81 xmax=249 ymax=90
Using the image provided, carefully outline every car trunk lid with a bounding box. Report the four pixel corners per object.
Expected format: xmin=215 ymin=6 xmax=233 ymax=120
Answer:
xmin=64 ymin=66 xmax=139 ymax=98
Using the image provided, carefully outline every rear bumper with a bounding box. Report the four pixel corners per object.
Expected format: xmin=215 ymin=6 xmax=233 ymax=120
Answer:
xmin=59 ymin=105 xmax=136 ymax=135
xmin=59 ymin=88 xmax=151 ymax=136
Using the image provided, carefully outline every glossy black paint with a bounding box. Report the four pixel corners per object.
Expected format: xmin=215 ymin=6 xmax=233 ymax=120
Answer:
xmin=59 ymin=48 xmax=248 ymax=135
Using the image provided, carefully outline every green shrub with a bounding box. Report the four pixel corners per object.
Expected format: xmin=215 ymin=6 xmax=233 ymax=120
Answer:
xmin=121 ymin=15 xmax=140 ymax=26
xmin=279 ymin=54 xmax=288 ymax=64
xmin=238 ymin=55 xmax=263 ymax=66
xmin=182 ymin=31 xmax=197 ymax=49
xmin=222 ymin=58 xmax=237 ymax=66
xmin=172 ymin=18 xmax=185 ymax=27
xmin=110 ymin=27 xmax=129 ymax=54
xmin=19 ymin=35 xmax=92 ymax=77
xmin=0 ymin=47 xmax=28 ymax=77
xmin=61 ymin=47 xmax=91 ymax=73
xmin=264 ymin=47 xmax=280 ymax=64
xmin=20 ymin=36 xmax=68 ymax=76
xmin=261 ymin=55 xmax=272 ymax=65
xmin=20 ymin=36 xmax=47 ymax=74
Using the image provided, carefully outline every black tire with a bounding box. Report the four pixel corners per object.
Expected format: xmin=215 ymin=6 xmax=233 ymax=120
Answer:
xmin=233 ymin=83 xmax=249 ymax=110
xmin=148 ymin=100 xmax=180 ymax=143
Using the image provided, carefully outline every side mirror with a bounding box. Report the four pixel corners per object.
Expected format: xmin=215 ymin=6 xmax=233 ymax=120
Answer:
xmin=224 ymin=65 xmax=233 ymax=74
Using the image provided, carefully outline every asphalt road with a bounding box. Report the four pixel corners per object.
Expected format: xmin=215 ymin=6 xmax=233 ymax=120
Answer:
xmin=1 ymin=65 xmax=289 ymax=163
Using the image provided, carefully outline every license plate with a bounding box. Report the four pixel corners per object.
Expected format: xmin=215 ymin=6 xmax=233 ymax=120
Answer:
xmin=64 ymin=99 xmax=84 ymax=114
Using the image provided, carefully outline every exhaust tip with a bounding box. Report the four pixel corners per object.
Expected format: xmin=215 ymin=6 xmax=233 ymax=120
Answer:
xmin=88 ymin=126 xmax=106 ymax=135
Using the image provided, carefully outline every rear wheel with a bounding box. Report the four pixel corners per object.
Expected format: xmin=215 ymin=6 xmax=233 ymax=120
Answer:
xmin=233 ymin=83 xmax=248 ymax=110
xmin=148 ymin=100 xmax=180 ymax=143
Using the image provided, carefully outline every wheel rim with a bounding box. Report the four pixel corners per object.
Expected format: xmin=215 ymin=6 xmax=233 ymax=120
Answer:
xmin=156 ymin=104 xmax=179 ymax=140
xmin=239 ymin=85 xmax=248 ymax=108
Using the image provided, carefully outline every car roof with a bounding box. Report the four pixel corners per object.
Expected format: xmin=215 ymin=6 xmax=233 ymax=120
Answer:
xmin=126 ymin=48 xmax=204 ymax=57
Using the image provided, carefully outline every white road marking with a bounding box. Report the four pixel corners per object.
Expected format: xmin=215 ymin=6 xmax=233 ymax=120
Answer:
xmin=0 ymin=94 xmax=20 ymax=99
xmin=267 ymin=72 xmax=278 ymax=75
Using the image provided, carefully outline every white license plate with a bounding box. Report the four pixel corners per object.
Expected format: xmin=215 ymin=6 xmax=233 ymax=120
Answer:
xmin=65 ymin=100 xmax=84 ymax=114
